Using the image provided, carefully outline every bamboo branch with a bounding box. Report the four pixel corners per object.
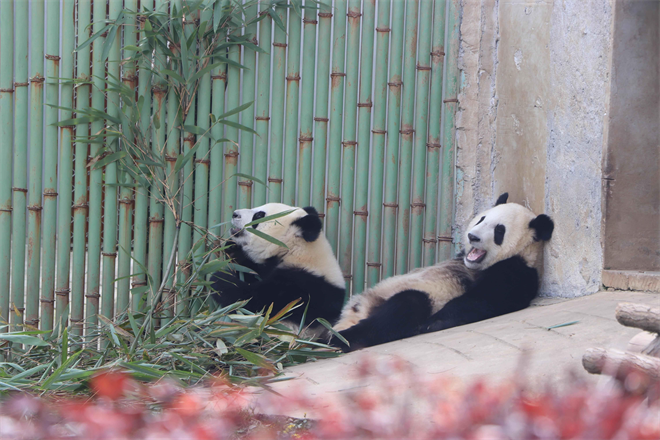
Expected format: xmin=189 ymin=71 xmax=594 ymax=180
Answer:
xmin=616 ymin=302 xmax=660 ymax=334
xmin=582 ymin=347 xmax=660 ymax=381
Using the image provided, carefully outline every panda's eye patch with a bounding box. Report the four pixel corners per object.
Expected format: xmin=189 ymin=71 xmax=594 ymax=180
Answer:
xmin=494 ymin=224 xmax=506 ymax=245
xmin=475 ymin=216 xmax=485 ymax=226
xmin=251 ymin=211 xmax=265 ymax=228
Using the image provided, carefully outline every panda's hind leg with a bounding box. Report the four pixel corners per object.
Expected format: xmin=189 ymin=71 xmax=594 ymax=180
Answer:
xmin=329 ymin=290 xmax=432 ymax=352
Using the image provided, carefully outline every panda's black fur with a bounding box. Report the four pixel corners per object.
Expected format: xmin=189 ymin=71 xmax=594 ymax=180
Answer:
xmin=211 ymin=204 xmax=345 ymax=329
xmin=330 ymin=193 xmax=555 ymax=352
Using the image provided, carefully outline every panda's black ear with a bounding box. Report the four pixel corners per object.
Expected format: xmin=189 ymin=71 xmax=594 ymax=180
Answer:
xmin=495 ymin=192 xmax=509 ymax=206
xmin=529 ymin=214 xmax=554 ymax=242
xmin=292 ymin=207 xmax=323 ymax=242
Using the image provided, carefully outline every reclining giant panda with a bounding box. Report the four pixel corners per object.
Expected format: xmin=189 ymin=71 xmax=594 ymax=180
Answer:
xmin=211 ymin=203 xmax=345 ymax=332
xmin=331 ymin=193 xmax=554 ymax=352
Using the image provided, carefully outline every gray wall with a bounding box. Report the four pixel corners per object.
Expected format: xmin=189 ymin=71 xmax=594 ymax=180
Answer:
xmin=454 ymin=0 xmax=614 ymax=297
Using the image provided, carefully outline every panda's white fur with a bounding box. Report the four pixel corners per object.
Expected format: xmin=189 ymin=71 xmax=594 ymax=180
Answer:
xmin=212 ymin=203 xmax=345 ymax=330
xmin=331 ymin=193 xmax=554 ymax=352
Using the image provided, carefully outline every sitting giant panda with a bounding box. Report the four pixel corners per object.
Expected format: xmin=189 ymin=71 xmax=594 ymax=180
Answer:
xmin=331 ymin=193 xmax=554 ymax=352
xmin=211 ymin=203 xmax=345 ymax=331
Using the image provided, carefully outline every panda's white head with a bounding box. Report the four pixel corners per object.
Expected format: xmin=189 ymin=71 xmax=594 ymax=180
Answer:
xmin=463 ymin=193 xmax=554 ymax=270
xmin=230 ymin=203 xmax=344 ymax=287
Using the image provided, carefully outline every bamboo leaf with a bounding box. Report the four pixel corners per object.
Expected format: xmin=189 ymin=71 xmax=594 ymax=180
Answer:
xmin=199 ymin=259 xmax=230 ymax=277
xmin=188 ymin=61 xmax=224 ymax=84
xmin=161 ymin=69 xmax=185 ymax=84
xmin=92 ymin=151 xmax=128 ymax=170
xmin=0 ymin=334 xmax=49 ymax=347
xmin=41 ymin=350 xmax=84 ymax=390
xmin=245 ymin=228 xmax=288 ymax=248
xmin=214 ymin=101 xmax=253 ymax=121
xmin=266 ymin=299 xmax=302 ymax=326
xmin=234 ymin=347 xmax=277 ymax=372
xmin=245 ymin=209 xmax=296 ymax=228
xmin=316 ymin=318 xmax=349 ymax=347
xmin=75 ymin=24 xmax=112 ymax=52
xmin=269 ymin=8 xmax=286 ymax=32
xmin=218 ymin=119 xmax=258 ymax=135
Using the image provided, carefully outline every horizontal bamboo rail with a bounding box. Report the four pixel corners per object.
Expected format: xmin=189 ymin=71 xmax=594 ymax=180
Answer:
xmin=0 ymin=0 xmax=459 ymax=337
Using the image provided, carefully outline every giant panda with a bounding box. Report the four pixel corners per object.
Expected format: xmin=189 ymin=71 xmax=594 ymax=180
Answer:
xmin=330 ymin=193 xmax=554 ymax=352
xmin=211 ymin=203 xmax=345 ymax=333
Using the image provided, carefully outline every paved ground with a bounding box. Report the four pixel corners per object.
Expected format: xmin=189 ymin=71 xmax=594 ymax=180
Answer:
xmin=265 ymin=290 xmax=658 ymax=407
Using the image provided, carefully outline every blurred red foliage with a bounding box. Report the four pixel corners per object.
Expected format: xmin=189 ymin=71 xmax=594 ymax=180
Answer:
xmin=0 ymin=358 xmax=658 ymax=440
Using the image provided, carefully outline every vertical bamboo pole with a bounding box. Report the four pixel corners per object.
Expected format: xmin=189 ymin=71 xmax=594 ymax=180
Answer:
xmin=10 ymin=0 xmax=28 ymax=331
xmin=366 ymin=0 xmax=390 ymax=288
xmin=163 ymin=0 xmax=183 ymax=319
xmin=311 ymin=3 xmax=332 ymax=214
xmin=381 ymin=0 xmax=405 ymax=279
xmin=177 ymin=5 xmax=197 ymax=316
xmin=410 ymin=0 xmax=434 ymax=270
xmin=438 ymin=0 xmax=460 ymax=260
xmin=117 ymin=0 xmax=139 ymax=314
xmin=296 ymin=4 xmax=317 ymax=207
xmin=423 ymin=0 xmax=446 ymax=266
xmin=223 ymin=9 xmax=240 ymax=217
xmin=86 ymin=0 xmax=106 ymax=334
xmin=134 ymin=0 xmax=153 ymax=313
xmin=148 ymin=0 xmax=169 ymax=313
xmin=102 ymin=0 xmax=122 ymax=321
xmin=267 ymin=6 xmax=287 ymax=204
xmin=56 ymin=0 xmax=76 ymax=326
xmin=26 ymin=0 xmax=46 ymax=329
xmin=0 ymin=0 xmax=14 ymax=328
xmin=71 ymin=0 xmax=91 ymax=337
xmin=338 ymin=0 xmax=362 ymax=295
xmin=325 ymin=0 xmax=347 ymax=253
xmin=282 ymin=7 xmax=302 ymax=206
xmin=352 ymin=0 xmax=376 ymax=295
xmin=194 ymin=7 xmax=211 ymax=258
xmin=253 ymin=5 xmax=271 ymax=207
xmin=394 ymin=0 xmax=419 ymax=275
xmin=208 ymin=45 xmax=226 ymax=236
xmin=237 ymin=2 xmax=258 ymax=209
xmin=41 ymin=0 xmax=61 ymax=331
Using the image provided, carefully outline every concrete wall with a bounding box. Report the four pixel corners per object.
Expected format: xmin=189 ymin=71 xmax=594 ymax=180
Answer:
xmin=455 ymin=0 xmax=614 ymax=297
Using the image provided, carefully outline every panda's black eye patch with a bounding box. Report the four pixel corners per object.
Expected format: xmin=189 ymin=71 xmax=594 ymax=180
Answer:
xmin=475 ymin=216 xmax=485 ymax=226
xmin=251 ymin=211 xmax=265 ymax=228
xmin=494 ymin=224 xmax=506 ymax=245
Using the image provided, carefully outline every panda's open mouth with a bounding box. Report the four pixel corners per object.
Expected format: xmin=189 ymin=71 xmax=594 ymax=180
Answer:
xmin=230 ymin=227 xmax=243 ymax=236
xmin=466 ymin=247 xmax=487 ymax=263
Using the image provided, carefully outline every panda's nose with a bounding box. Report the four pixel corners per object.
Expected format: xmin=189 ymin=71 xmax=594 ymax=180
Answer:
xmin=232 ymin=211 xmax=240 ymax=219
xmin=468 ymin=233 xmax=480 ymax=243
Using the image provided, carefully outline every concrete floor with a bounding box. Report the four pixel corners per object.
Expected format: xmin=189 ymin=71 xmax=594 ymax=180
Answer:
xmin=266 ymin=290 xmax=659 ymax=403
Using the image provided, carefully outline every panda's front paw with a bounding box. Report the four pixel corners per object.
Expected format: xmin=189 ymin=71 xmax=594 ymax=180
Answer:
xmin=425 ymin=320 xmax=448 ymax=333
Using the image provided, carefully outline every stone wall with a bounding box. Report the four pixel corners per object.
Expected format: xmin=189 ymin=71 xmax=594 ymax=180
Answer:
xmin=454 ymin=0 xmax=614 ymax=297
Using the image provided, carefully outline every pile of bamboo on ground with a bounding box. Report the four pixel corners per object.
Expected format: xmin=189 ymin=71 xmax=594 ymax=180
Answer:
xmin=583 ymin=302 xmax=660 ymax=382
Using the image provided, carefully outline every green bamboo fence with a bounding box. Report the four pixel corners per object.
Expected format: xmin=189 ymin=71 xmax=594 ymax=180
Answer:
xmin=0 ymin=0 xmax=461 ymax=338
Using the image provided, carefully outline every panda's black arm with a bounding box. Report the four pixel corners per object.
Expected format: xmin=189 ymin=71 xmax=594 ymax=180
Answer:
xmin=424 ymin=256 xmax=539 ymax=333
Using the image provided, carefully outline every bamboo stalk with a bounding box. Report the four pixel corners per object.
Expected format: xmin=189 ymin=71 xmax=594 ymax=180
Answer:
xmin=282 ymin=7 xmax=302 ymax=206
xmin=253 ymin=4 xmax=272 ymax=207
xmin=381 ymin=0 xmax=405 ymax=279
xmin=102 ymin=0 xmax=123 ymax=321
xmin=55 ymin=0 xmax=76 ymax=327
xmin=41 ymin=0 xmax=61 ymax=332
xmin=311 ymin=3 xmax=332 ymax=215
xmin=366 ymin=0 xmax=391 ymax=288
xmin=351 ymin=0 xmax=376 ymax=295
xmin=86 ymin=0 xmax=107 ymax=335
xmin=237 ymin=2 xmax=258 ymax=209
xmin=25 ymin=0 xmax=46 ymax=330
xmin=438 ymin=0 xmax=460 ymax=260
xmin=133 ymin=1 xmax=153 ymax=313
xmin=409 ymin=0 xmax=434 ymax=270
xmin=338 ymin=0 xmax=362 ymax=296
xmin=394 ymin=0 xmax=419 ymax=276
xmin=267 ymin=6 xmax=288 ymax=203
xmin=325 ymin=0 xmax=347 ymax=254
xmin=177 ymin=4 xmax=198 ymax=316
xmin=223 ymin=9 xmax=241 ymax=217
xmin=208 ymin=28 xmax=226 ymax=237
xmin=163 ymin=0 xmax=183 ymax=319
xmin=296 ymin=4 xmax=317 ymax=208
xmin=0 ymin=0 xmax=14 ymax=328
xmin=117 ymin=0 xmax=139 ymax=314
xmin=71 ymin=0 xmax=92 ymax=337
xmin=10 ymin=7 xmax=27 ymax=330
xmin=423 ymin=0 xmax=446 ymax=266
xmin=194 ymin=7 xmax=212 ymax=259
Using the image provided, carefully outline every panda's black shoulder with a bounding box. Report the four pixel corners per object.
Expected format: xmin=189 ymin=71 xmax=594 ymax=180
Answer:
xmin=468 ymin=256 xmax=539 ymax=306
